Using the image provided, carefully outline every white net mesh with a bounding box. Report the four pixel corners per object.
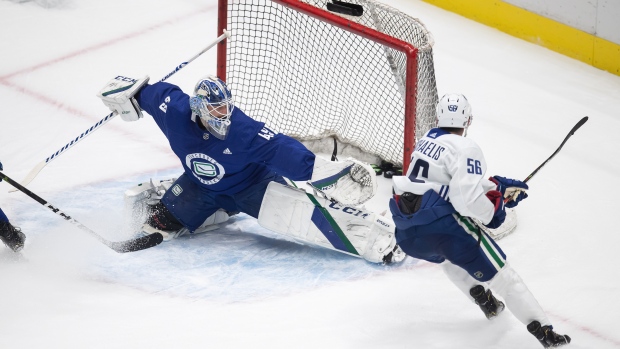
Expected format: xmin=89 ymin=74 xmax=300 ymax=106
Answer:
xmin=223 ymin=0 xmax=438 ymax=166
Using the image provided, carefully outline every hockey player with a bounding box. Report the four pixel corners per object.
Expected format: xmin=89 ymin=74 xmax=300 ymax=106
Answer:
xmin=389 ymin=94 xmax=570 ymax=347
xmin=0 ymin=161 xmax=26 ymax=252
xmin=98 ymin=75 xmax=399 ymax=263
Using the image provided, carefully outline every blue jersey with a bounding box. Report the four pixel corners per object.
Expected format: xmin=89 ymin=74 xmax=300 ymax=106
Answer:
xmin=136 ymin=82 xmax=315 ymax=195
xmin=0 ymin=207 xmax=8 ymax=223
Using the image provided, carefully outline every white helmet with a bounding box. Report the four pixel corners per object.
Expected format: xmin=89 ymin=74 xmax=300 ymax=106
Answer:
xmin=436 ymin=93 xmax=473 ymax=129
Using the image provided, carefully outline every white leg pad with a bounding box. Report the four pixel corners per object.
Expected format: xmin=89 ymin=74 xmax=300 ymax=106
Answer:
xmin=258 ymin=181 xmax=399 ymax=263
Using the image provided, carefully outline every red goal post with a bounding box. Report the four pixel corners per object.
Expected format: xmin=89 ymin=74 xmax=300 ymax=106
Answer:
xmin=217 ymin=0 xmax=438 ymax=170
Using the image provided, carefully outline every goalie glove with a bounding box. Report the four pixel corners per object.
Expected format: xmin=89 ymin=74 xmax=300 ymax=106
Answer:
xmin=309 ymin=157 xmax=377 ymax=206
xmin=97 ymin=75 xmax=150 ymax=121
xmin=490 ymin=175 xmax=528 ymax=208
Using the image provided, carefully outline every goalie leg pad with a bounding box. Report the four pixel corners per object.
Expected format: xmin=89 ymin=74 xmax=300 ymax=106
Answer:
xmin=258 ymin=181 xmax=399 ymax=263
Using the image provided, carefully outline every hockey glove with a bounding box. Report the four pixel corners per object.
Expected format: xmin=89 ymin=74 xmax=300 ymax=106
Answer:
xmin=97 ymin=75 xmax=150 ymax=121
xmin=490 ymin=175 xmax=528 ymax=208
xmin=484 ymin=190 xmax=506 ymax=229
xmin=310 ymin=157 xmax=377 ymax=206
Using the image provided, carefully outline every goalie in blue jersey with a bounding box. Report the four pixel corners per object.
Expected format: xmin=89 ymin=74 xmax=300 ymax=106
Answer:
xmin=97 ymin=75 xmax=402 ymax=264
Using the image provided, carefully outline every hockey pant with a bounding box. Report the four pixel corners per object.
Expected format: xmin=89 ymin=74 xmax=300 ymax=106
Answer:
xmin=161 ymin=171 xmax=286 ymax=232
xmin=390 ymin=189 xmax=505 ymax=281
xmin=391 ymin=190 xmax=550 ymax=326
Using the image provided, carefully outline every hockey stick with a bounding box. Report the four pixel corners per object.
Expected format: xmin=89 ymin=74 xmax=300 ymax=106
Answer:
xmin=9 ymin=30 xmax=232 ymax=193
xmin=523 ymin=116 xmax=588 ymax=183
xmin=0 ymin=171 xmax=163 ymax=253
xmin=503 ymin=116 xmax=589 ymax=204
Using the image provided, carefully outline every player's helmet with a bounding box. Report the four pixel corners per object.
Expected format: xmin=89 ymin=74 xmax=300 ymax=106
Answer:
xmin=436 ymin=93 xmax=473 ymax=129
xmin=189 ymin=75 xmax=234 ymax=140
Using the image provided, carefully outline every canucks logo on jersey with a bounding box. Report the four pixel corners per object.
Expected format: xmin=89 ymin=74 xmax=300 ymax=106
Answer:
xmin=185 ymin=153 xmax=225 ymax=185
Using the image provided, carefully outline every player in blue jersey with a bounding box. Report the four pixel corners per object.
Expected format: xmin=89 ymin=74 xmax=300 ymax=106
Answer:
xmin=0 ymin=161 xmax=26 ymax=252
xmin=96 ymin=75 xmax=399 ymax=263
xmin=389 ymin=94 xmax=570 ymax=347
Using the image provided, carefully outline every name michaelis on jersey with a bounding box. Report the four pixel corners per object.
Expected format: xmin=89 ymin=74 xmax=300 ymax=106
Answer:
xmin=415 ymin=138 xmax=445 ymax=160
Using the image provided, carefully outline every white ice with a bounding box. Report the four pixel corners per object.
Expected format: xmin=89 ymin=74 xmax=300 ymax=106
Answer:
xmin=0 ymin=0 xmax=619 ymax=348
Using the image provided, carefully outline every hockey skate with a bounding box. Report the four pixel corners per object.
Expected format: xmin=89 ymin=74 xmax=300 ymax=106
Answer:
xmin=470 ymin=285 xmax=505 ymax=319
xmin=142 ymin=201 xmax=185 ymax=241
xmin=141 ymin=202 xmax=232 ymax=241
xmin=527 ymin=321 xmax=571 ymax=348
xmin=125 ymin=178 xmax=232 ymax=241
xmin=0 ymin=221 xmax=26 ymax=252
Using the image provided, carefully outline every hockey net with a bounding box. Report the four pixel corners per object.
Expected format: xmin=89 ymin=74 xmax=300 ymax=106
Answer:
xmin=217 ymin=0 xmax=438 ymax=169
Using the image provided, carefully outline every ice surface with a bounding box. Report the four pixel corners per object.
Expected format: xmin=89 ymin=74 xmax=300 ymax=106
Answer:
xmin=1 ymin=0 xmax=619 ymax=348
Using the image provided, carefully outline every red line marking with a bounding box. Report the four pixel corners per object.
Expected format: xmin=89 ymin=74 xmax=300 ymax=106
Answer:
xmin=0 ymin=78 xmax=172 ymax=154
xmin=548 ymin=312 xmax=620 ymax=347
xmin=0 ymin=5 xmax=216 ymax=163
xmin=0 ymin=5 xmax=216 ymax=80
xmin=0 ymin=79 xmax=88 ymax=118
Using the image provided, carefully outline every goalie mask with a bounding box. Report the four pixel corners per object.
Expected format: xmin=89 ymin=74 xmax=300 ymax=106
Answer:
xmin=189 ymin=75 xmax=234 ymax=140
xmin=436 ymin=93 xmax=473 ymax=131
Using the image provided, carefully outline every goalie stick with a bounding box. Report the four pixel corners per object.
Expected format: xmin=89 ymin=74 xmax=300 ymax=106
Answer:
xmin=0 ymin=171 xmax=163 ymax=253
xmin=9 ymin=30 xmax=232 ymax=193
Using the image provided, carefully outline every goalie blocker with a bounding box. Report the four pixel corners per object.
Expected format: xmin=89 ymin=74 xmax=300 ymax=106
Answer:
xmin=259 ymin=181 xmax=405 ymax=264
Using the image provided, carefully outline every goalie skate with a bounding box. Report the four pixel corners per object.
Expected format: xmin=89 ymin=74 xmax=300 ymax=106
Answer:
xmin=124 ymin=178 xmax=230 ymax=240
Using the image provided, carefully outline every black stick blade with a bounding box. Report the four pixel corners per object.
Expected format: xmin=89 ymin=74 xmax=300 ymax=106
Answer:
xmin=108 ymin=233 xmax=164 ymax=253
xmin=523 ymin=116 xmax=588 ymax=183
xmin=571 ymin=116 xmax=589 ymax=134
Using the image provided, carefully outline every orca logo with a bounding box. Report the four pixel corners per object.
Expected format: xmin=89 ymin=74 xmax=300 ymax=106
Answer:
xmin=185 ymin=153 xmax=225 ymax=185
xmin=194 ymin=162 xmax=217 ymax=177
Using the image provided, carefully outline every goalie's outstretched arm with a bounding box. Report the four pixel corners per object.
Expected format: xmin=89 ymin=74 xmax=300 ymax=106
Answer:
xmin=248 ymin=128 xmax=377 ymax=206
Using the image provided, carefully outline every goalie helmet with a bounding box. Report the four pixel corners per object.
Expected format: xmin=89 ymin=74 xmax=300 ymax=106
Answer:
xmin=189 ymin=75 xmax=234 ymax=140
xmin=436 ymin=93 xmax=473 ymax=129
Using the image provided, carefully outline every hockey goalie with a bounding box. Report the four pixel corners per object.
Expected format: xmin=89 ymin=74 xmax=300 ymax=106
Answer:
xmin=100 ymin=74 xmax=404 ymax=264
xmin=126 ymin=177 xmax=403 ymax=264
